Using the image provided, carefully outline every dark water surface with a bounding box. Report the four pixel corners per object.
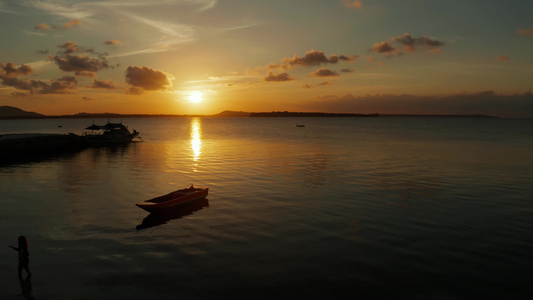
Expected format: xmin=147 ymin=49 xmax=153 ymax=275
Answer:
xmin=1 ymin=117 xmax=532 ymax=299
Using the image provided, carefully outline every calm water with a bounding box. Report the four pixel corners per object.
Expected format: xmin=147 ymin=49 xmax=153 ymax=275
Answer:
xmin=1 ymin=117 xmax=532 ymax=299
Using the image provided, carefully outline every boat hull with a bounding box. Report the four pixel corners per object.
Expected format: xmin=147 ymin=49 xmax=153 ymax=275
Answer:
xmin=136 ymin=188 xmax=209 ymax=213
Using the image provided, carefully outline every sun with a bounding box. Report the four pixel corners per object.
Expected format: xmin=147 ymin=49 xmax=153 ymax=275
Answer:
xmin=188 ymin=91 xmax=203 ymax=103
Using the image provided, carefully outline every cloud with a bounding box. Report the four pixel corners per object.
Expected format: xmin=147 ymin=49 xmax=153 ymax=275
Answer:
xmin=303 ymin=91 xmax=533 ymax=118
xmin=34 ymin=23 xmax=51 ymax=30
xmin=34 ymin=19 xmax=83 ymax=30
xmin=517 ymin=27 xmax=533 ymax=36
xmin=65 ymin=19 xmax=83 ymax=28
xmin=263 ymin=72 xmax=295 ymax=82
xmin=309 ymin=67 xmax=339 ymax=77
xmin=496 ymin=55 xmax=510 ymax=62
xmin=266 ymin=50 xmax=358 ymax=71
xmin=342 ymin=0 xmax=362 ymax=9
xmin=42 ymin=76 xmax=78 ymax=94
xmin=75 ymin=71 xmax=96 ymax=77
xmin=0 ymin=62 xmax=33 ymax=78
xmin=103 ymin=40 xmax=122 ymax=46
xmin=91 ymin=79 xmax=118 ymax=89
xmin=48 ymin=42 xmax=110 ymax=73
xmin=0 ymin=73 xmax=78 ymax=94
xmin=369 ymin=33 xmax=445 ymax=55
xmin=341 ymin=68 xmax=355 ymax=73
xmin=278 ymin=50 xmax=356 ymax=69
xmin=125 ymin=66 xmax=173 ymax=94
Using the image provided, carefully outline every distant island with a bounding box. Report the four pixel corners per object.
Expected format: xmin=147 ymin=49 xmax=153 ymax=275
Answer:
xmin=0 ymin=106 xmax=497 ymax=119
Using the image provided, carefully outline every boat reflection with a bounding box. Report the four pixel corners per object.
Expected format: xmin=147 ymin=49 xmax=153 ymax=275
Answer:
xmin=136 ymin=198 xmax=209 ymax=230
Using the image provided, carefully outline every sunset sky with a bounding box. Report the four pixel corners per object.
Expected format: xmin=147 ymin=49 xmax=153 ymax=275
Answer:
xmin=1 ymin=0 xmax=532 ymax=117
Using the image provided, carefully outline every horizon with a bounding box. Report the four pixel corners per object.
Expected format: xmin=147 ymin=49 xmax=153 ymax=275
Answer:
xmin=1 ymin=1 xmax=533 ymax=118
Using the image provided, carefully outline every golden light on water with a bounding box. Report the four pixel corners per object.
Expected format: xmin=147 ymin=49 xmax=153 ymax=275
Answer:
xmin=190 ymin=118 xmax=202 ymax=171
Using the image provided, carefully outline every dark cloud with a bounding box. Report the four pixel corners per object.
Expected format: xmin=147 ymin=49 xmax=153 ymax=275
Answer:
xmin=369 ymin=41 xmax=396 ymax=54
xmin=91 ymin=79 xmax=117 ymax=89
xmin=34 ymin=19 xmax=82 ymax=30
xmin=303 ymin=91 xmax=533 ymax=118
xmin=0 ymin=74 xmax=78 ymax=94
xmin=42 ymin=76 xmax=78 ymax=94
xmin=309 ymin=67 xmax=339 ymax=77
xmin=0 ymin=62 xmax=33 ymax=78
xmin=125 ymin=66 xmax=172 ymax=93
xmin=36 ymin=49 xmax=49 ymax=55
xmin=103 ymin=40 xmax=122 ymax=46
xmin=281 ymin=50 xmax=346 ymax=69
xmin=264 ymin=72 xmax=295 ymax=82
xmin=341 ymin=68 xmax=355 ymax=73
xmin=269 ymin=50 xmax=358 ymax=71
xmin=48 ymin=42 xmax=110 ymax=73
xmin=126 ymin=86 xmax=144 ymax=95
xmin=75 ymin=71 xmax=96 ymax=77
xmin=1 ymin=61 xmax=80 ymax=94
xmin=369 ymin=33 xmax=445 ymax=55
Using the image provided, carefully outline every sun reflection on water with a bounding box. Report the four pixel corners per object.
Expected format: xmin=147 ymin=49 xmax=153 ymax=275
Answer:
xmin=190 ymin=118 xmax=202 ymax=171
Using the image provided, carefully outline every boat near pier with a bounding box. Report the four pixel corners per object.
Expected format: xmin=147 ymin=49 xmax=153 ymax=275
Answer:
xmin=0 ymin=121 xmax=141 ymax=158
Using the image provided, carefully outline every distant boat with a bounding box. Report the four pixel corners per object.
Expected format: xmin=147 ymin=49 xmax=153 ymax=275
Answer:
xmin=296 ymin=124 xmax=305 ymax=127
xmin=83 ymin=121 xmax=141 ymax=144
xmin=136 ymin=186 xmax=209 ymax=213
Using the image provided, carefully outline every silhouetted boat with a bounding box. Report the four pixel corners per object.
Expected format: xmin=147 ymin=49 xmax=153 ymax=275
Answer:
xmin=136 ymin=186 xmax=209 ymax=213
xmin=83 ymin=122 xmax=140 ymax=144
xmin=296 ymin=124 xmax=305 ymax=127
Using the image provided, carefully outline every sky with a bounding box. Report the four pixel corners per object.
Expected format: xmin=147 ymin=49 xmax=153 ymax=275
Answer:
xmin=0 ymin=0 xmax=532 ymax=117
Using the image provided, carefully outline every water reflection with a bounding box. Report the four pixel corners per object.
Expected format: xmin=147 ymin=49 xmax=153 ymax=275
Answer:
xmin=136 ymin=198 xmax=209 ymax=229
xmin=18 ymin=274 xmax=33 ymax=300
xmin=190 ymin=118 xmax=202 ymax=172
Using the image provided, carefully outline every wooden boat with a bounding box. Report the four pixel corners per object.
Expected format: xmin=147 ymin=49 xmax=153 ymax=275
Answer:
xmin=136 ymin=186 xmax=209 ymax=213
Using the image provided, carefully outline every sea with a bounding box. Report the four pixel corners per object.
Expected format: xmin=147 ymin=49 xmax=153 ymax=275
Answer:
xmin=0 ymin=117 xmax=532 ymax=299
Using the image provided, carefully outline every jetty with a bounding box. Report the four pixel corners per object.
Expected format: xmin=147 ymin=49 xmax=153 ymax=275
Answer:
xmin=0 ymin=133 xmax=88 ymax=157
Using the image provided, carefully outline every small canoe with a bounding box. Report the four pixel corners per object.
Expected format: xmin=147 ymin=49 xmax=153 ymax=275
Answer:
xmin=136 ymin=186 xmax=209 ymax=213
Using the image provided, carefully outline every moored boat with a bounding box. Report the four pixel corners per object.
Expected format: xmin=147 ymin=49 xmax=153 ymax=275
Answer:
xmin=136 ymin=186 xmax=209 ymax=213
xmin=83 ymin=121 xmax=140 ymax=144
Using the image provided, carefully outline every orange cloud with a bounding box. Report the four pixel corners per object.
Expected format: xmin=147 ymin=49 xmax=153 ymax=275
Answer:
xmin=64 ymin=19 xmax=82 ymax=28
xmin=517 ymin=27 xmax=533 ymax=36
xmin=343 ymin=0 xmax=362 ymax=9
xmin=34 ymin=19 xmax=82 ymax=30
xmin=496 ymin=55 xmax=510 ymax=61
